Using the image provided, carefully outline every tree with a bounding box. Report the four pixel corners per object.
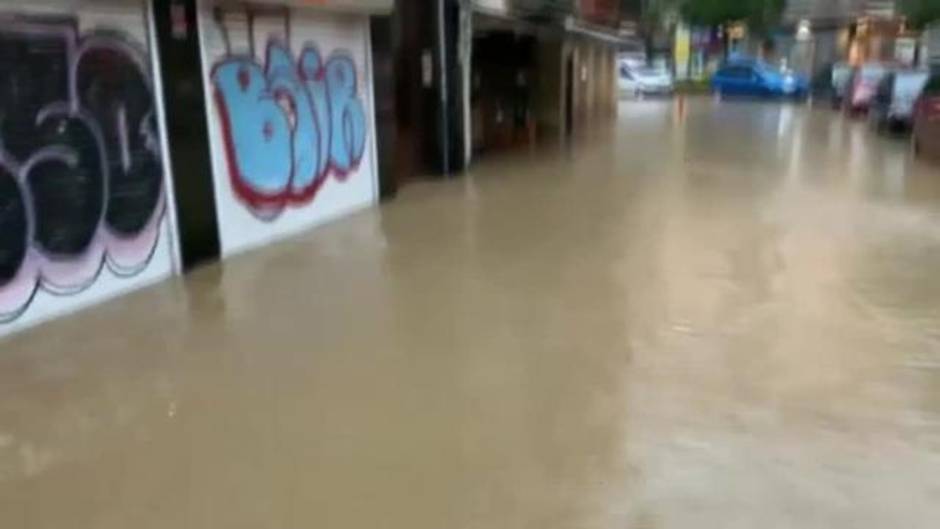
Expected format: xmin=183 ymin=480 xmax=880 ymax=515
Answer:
xmin=681 ymin=0 xmax=748 ymax=27
xmin=677 ymin=0 xmax=784 ymax=57
xmin=899 ymin=0 xmax=940 ymax=29
xmin=635 ymin=0 xmax=681 ymax=61
xmin=628 ymin=0 xmax=786 ymax=62
xmin=681 ymin=0 xmax=784 ymax=34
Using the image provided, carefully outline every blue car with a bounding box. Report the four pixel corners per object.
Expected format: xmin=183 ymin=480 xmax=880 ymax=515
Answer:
xmin=711 ymin=61 xmax=808 ymax=99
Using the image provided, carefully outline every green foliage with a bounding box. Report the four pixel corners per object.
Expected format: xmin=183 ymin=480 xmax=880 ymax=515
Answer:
xmin=638 ymin=0 xmax=678 ymax=31
xmin=681 ymin=0 xmax=748 ymax=26
xmin=633 ymin=0 xmax=786 ymax=41
xmin=899 ymin=0 xmax=940 ymax=29
xmin=680 ymin=0 xmax=785 ymax=33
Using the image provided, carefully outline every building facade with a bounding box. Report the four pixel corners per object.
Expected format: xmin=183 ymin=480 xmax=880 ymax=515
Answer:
xmin=0 ymin=0 xmax=391 ymax=337
xmin=461 ymin=0 xmax=628 ymax=164
xmin=0 ymin=0 xmax=631 ymax=338
xmin=780 ymin=0 xmax=907 ymax=77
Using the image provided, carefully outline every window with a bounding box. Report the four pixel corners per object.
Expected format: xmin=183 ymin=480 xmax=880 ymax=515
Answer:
xmin=620 ymin=65 xmax=634 ymax=80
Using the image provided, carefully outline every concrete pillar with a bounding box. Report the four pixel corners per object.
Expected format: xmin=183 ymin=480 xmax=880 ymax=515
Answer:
xmin=535 ymin=37 xmax=565 ymax=142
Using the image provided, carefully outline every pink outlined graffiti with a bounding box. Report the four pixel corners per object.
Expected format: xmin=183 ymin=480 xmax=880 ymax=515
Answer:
xmin=0 ymin=17 xmax=165 ymax=323
xmin=210 ymin=6 xmax=368 ymax=220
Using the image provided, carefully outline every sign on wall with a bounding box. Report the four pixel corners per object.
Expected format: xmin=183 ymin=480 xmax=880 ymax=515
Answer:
xmin=674 ymin=23 xmax=690 ymax=81
xmin=895 ymin=37 xmax=917 ymax=67
xmin=201 ymin=3 xmax=377 ymax=256
xmin=243 ymin=0 xmax=393 ymax=13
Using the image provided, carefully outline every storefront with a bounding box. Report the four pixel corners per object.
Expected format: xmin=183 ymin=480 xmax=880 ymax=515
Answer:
xmin=0 ymin=0 xmax=178 ymax=334
xmin=0 ymin=0 xmax=392 ymax=337
xmin=566 ymin=21 xmax=620 ymax=135
xmin=197 ymin=0 xmax=388 ymax=257
xmin=463 ymin=1 xmax=623 ymax=161
xmin=469 ymin=12 xmax=544 ymax=154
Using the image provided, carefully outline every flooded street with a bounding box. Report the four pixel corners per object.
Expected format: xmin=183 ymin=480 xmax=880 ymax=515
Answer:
xmin=3 ymin=98 xmax=940 ymax=528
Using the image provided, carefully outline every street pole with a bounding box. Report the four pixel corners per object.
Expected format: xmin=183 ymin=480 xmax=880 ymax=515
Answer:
xmin=438 ymin=0 xmax=451 ymax=175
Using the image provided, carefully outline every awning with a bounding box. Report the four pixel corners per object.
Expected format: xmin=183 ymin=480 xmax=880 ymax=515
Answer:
xmin=238 ymin=0 xmax=394 ymax=15
xmin=467 ymin=0 xmax=632 ymax=45
xmin=564 ymin=17 xmax=633 ymax=46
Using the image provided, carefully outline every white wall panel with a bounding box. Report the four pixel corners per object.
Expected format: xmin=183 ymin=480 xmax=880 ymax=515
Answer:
xmin=0 ymin=0 xmax=179 ymax=337
xmin=198 ymin=1 xmax=378 ymax=257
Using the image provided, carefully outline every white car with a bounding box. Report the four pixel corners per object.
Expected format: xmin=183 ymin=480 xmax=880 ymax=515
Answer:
xmin=619 ymin=64 xmax=675 ymax=98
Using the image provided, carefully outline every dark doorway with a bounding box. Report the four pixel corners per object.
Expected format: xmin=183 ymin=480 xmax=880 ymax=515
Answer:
xmin=152 ymin=0 xmax=220 ymax=269
xmin=370 ymin=15 xmax=398 ymax=199
xmin=471 ymin=29 xmax=537 ymax=154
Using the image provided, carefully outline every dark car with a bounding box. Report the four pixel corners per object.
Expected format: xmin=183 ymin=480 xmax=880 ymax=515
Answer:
xmin=869 ymin=70 xmax=930 ymax=131
xmin=711 ymin=60 xmax=808 ymax=99
xmin=913 ymin=74 xmax=940 ymax=161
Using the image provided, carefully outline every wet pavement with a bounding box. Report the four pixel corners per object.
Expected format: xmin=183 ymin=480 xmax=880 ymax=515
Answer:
xmin=3 ymin=98 xmax=940 ymax=528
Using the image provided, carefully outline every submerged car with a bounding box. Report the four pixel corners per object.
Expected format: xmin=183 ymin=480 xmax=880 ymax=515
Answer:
xmin=913 ymin=74 xmax=940 ymax=161
xmin=619 ymin=63 xmax=675 ymax=97
xmin=869 ymin=69 xmax=930 ymax=130
xmin=711 ymin=60 xmax=808 ymax=99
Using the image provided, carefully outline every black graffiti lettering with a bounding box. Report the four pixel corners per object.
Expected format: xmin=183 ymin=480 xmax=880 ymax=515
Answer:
xmin=26 ymin=139 xmax=104 ymax=257
xmin=0 ymin=26 xmax=70 ymax=161
xmin=76 ymin=45 xmax=163 ymax=236
xmin=0 ymin=17 xmax=165 ymax=322
xmin=0 ymin=166 xmax=27 ymax=285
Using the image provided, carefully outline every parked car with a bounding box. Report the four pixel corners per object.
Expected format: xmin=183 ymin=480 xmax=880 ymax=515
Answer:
xmin=844 ymin=63 xmax=890 ymax=114
xmin=618 ymin=63 xmax=674 ymax=98
xmin=869 ymin=69 xmax=930 ymax=130
xmin=830 ymin=62 xmax=853 ymax=108
xmin=711 ymin=60 xmax=808 ymax=99
xmin=913 ymin=74 xmax=940 ymax=160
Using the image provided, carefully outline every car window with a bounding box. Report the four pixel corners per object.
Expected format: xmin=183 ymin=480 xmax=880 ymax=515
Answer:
xmin=832 ymin=67 xmax=852 ymax=88
xmin=895 ymin=72 xmax=929 ymax=96
xmin=635 ymin=67 xmax=664 ymax=77
xmin=721 ymin=66 xmax=753 ymax=80
xmin=620 ymin=65 xmax=634 ymax=80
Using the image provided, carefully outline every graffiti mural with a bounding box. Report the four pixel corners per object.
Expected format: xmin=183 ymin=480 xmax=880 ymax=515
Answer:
xmin=0 ymin=17 xmax=165 ymax=323
xmin=211 ymin=8 xmax=368 ymax=219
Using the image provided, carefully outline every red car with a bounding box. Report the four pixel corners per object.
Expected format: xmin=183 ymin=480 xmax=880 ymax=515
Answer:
xmin=845 ymin=63 xmax=890 ymax=114
xmin=913 ymin=74 xmax=940 ymax=161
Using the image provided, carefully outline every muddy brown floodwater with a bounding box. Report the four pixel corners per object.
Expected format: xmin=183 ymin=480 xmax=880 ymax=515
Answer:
xmin=3 ymin=98 xmax=940 ymax=528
